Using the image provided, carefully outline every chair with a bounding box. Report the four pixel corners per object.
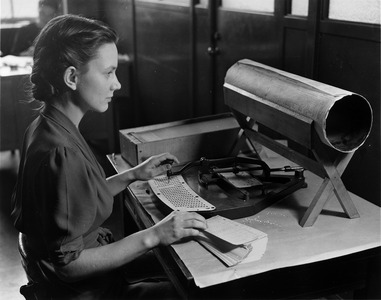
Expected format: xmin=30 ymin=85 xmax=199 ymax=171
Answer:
xmin=18 ymin=233 xmax=51 ymax=300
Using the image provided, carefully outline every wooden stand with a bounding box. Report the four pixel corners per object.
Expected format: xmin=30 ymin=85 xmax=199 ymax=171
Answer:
xmin=228 ymin=100 xmax=359 ymax=227
xmin=300 ymin=139 xmax=359 ymax=226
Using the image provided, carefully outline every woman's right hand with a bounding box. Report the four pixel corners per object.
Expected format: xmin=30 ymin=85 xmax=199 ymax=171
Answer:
xmin=149 ymin=211 xmax=207 ymax=247
xmin=132 ymin=153 xmax=179 ymax=181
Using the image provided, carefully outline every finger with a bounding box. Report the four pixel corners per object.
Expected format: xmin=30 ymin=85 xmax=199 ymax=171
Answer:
xmin=149 ymin=165 xmax=170 ymax=178
xmin=159 ymin=159 xmax=175 ymax=167
xmin=158 ymin=153 xmax=179 ymax=165
xmin=174 ymin=211 xmax=205 ymax=222
xmin=180 ymin=228 xmax=202 ymax=238
xmin=185 ymin=212 xmax=207 ymax=224
xmin=154 ymin=157 xmax=173 ymax=169
xmin=153 ymin=157 xmax=178 ymax=176
xmin=182 ymin=218 xmax=207 ymax=230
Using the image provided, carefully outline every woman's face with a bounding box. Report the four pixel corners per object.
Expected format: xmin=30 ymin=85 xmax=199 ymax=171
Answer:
xmin=75 ymin=43 xmax=121 ymax=113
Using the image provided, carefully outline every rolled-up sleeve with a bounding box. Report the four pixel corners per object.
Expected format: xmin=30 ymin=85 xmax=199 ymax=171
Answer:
xmin=35 ymin=146 xmax=100 ymax=266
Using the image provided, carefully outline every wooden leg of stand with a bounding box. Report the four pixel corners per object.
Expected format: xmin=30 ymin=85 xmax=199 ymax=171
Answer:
xmin=301 ymin=170 xmax=359 ymax=227
xmin=229 ymin=128 xmax=248 ymax=156
xmin=301 ymin=146 xmax=360 ymax=227
xmin=300 ymin=177 xmax=333 ymax=227
xmin=325 ymin=164 xmax=360 ymax=219
xmin=313 ymin=149 xmax=359 ymax=219
xmin=229 ymin=111 xmax=260 ymax=157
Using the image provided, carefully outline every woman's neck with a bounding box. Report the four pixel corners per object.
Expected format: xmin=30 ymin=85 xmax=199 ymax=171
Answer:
xmin=50 ymin=99 xmax=85 ymax=128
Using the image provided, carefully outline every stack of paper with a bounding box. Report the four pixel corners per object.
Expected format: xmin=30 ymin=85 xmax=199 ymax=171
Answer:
xmin=196 ymin=215 xmax=268 ymax=267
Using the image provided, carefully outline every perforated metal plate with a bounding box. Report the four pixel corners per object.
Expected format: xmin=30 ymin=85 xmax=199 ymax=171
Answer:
xmin=148 ymin=175 xmax=216 ymax=211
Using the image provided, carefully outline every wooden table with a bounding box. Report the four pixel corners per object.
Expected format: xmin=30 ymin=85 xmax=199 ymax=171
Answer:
xmin=109 ymin=154 xmax=381 ymax=299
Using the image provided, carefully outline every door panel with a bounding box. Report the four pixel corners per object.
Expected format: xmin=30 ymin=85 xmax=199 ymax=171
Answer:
xmin=135 ymin=2 xmax=192 ymax=125
xmin=216 ymin=9 xmax=283 ymax=113
xmin=318 ymin=34 xmax=380 ymax=204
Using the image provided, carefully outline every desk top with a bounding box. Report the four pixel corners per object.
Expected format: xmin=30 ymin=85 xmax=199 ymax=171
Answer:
xmin=0 ymin=66 xmax=31 ymax=77
xmin=0 ymin=55 xmax=32 ymax=77
xmin=110 ymin=154 xmax=381 ymax=289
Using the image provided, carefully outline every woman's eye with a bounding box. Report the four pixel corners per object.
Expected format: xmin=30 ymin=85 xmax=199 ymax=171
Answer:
xmin=106 ymin=69 xmax=117 ymax=77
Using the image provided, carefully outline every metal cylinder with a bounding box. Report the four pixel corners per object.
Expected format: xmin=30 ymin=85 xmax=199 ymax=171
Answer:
xmin=224 ymin=59 xmax=373 ymax=153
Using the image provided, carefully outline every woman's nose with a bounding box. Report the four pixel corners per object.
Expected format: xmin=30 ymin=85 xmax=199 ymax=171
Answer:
xmin=112 ymin=76 xmax=121 ymax=91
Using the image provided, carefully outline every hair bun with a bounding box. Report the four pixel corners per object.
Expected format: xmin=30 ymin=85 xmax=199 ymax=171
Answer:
xmin=30 ymin=72 xmax=55 ymax=102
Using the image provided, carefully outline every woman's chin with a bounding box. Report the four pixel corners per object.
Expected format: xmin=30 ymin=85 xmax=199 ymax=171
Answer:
xmin=97 ymin=103 xmax=110 ymax=113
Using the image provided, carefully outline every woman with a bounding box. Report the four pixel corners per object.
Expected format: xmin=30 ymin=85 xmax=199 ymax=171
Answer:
xmin=11 ymin=14 xmax=206 ymax=299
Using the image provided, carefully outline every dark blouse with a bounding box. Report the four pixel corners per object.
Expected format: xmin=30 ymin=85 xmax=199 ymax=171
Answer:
xmin=11 ymin=105 xmax=118 ymax=297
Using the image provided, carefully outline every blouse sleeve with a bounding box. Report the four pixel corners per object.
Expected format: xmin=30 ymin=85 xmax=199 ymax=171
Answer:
xmin=35 ymin=146 xmax=101 ymax=266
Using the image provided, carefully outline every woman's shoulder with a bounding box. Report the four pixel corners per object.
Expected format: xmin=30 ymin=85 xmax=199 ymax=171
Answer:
xmin=26 ymin=140 xmax=82 ymax=172
xmin=28 ymin=120 xmax=74 ymax=152
xmin=24 ymin=119 xmax=83 ymax=166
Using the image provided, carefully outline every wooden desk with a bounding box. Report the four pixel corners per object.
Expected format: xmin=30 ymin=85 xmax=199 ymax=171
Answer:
xmin=109 ymin=154 xmax=381 ymax=299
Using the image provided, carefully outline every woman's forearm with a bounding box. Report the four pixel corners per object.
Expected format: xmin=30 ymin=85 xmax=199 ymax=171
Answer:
xmin=106 ymin=168 xmax=138 ymax=196
xmin=54 ymin=227 xmax=159 ymax=282
xmin=55 ymin=210 xmax=207 ymax=283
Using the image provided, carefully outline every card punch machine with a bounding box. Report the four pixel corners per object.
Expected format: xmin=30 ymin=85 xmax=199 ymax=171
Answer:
xmin=122 ymin=59 xmax=373 ymax=227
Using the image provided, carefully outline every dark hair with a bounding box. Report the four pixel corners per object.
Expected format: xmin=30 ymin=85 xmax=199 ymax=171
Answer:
xmin=30 ymin=14 xmax=118 ymax=106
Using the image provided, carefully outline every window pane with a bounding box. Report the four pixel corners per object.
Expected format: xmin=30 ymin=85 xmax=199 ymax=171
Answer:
xmin=329 ymin=0 xmax=380 ymax=24
xmin=222 ymin=0 xmax=275 ymax=13
xmin=1 ymin=0 xmax=13 ymax=19
xmin=199 ymin=0 xmax=208 ymax=7
xmin=291 ymin=0 xmax=308 ymax=17
xmin=13 ymin=0 xmax=39 ymax=18
xmin=136 ymin=0 xmax=190 ymax=5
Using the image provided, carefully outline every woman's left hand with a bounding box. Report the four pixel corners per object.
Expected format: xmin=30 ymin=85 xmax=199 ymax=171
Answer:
xmin=133 ymin=153 xmax=179 ymax=181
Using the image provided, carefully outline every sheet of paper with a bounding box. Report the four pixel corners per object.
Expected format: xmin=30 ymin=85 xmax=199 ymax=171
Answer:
xmin=205 ymin=215 xmax=266 ymax=245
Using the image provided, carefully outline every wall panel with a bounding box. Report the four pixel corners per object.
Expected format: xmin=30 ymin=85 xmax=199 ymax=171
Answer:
xmin=283 ymin=28 xmax=308 ymax=76
xmin=194 ymin=5 xmax=212 ymax=117
xmin=318 ymin=34 xmax=380 ymax=204
xmin=216 ymin=10 xmax=282 ymax=113
xmin=135 ymin=2 xmax=192 ymax=126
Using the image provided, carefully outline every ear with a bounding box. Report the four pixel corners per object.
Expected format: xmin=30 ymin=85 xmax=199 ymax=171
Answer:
xmin=63 ymin=66 xmax=78 ymax=91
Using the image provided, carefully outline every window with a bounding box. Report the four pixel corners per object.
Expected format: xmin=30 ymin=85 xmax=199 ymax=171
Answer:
xmin=1 ymin=0 xmax=39 ymax=22
xmin=136 ymin=0 xmax=190 ymax=5
xmin=1 ymin=0 xmax=66 ymax=24
xmin=221 ymin=0 xmax=275 ymax=13
xmin=329 ymin=0 xmax=380 ymax=24
xmin=291 ymin=0 xmax=308 ymax=17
